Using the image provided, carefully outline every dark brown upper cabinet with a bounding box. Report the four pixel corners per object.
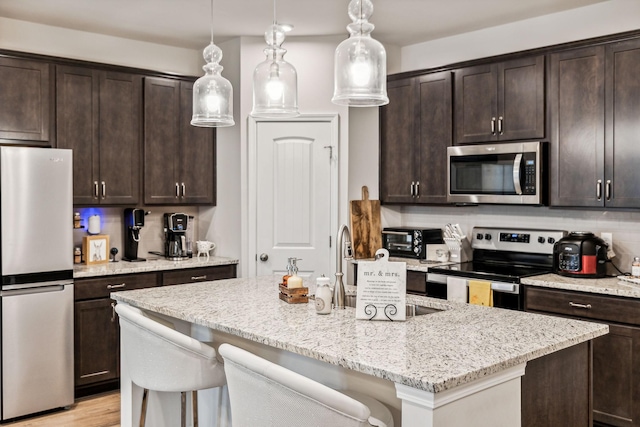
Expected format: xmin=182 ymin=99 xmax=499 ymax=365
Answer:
xmin=380 ymin=72 xmax=452 ymax=204
xmin=0 ymin=57 xmax=52 ymax=145
xmin=550 ymin=38 xmax=640 ymax=208
xmin=56 ymin=65 xmax=142 ymax=205
xmin=604 ymin=38 xmax=640 ymax=208
xmin=144 ymin=77 xmax=216 ymax=205
xmin=454 ymin=55 xmax=545 ymax=144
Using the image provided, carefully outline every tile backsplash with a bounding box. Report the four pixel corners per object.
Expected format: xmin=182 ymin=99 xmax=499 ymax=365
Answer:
xmin=73 ymin=206 xmax=199 ymax=261
xmin=386 ymin=204 xmax=640 ymax=276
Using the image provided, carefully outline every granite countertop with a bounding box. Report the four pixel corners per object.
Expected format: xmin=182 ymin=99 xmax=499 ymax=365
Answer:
xmin=74 ymin=256 xmax=239 ymax=278
xmin=111 ymin=275 xmax=607 ymax=393
xmin=522 ymin=273 xmax=640 ymax=299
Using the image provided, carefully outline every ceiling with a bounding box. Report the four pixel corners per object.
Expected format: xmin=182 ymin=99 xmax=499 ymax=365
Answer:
xmin=0 ymin=0 xmax=608 ymax=50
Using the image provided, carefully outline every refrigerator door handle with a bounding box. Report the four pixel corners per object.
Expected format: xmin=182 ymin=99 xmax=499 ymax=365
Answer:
xmin=1 ymin=284 xmax=66 ymax=297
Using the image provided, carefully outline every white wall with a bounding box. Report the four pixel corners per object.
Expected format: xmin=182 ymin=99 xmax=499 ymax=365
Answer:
xmin=401 ymin=0 xmax=640 ymax=72
xmin=198 ymin=38 xmax=244 ymax=271
xmin=371 ymin=0 xmax=640 ymax=274
xmin=0 ymin=17 xmax=201 ymax=75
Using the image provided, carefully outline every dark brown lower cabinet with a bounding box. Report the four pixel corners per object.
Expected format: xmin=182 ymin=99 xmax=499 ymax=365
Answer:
xmin=522 ymin=341 xmax=592 ymax=427
xmin=74 ymin=272 xmax=160 ymax=397
xmin=162 ymin=264 xmax=237 ymax=286
xmin=74 ymin=265 xmax=237 ymax=397
xmin=74 ymin=298 xmax=120 ymax=396
xmin=525 ymin=286 xmax=640 ymax=427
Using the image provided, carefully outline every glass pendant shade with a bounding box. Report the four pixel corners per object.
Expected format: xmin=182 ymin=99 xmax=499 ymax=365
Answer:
xmin=332 ymin=0 xmax=389 ymax=107
xmin=251 ymin=24 xmax=300 ymax=117
xmin=191 ymin=43 xmax=235 ymax=127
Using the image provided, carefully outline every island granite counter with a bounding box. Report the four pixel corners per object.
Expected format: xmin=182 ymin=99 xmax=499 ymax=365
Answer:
xmin=112 ymin=275 xmax=608 ymax=427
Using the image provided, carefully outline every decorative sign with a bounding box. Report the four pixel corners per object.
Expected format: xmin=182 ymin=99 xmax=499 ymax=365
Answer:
xmin=83 ymin=235 xmax=109 ymax=265
xmin=356 ymin=249 xmax=406 ymax=321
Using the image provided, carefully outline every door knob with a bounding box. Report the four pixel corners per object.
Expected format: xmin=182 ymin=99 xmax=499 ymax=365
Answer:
xmin=259 ymin=253 xmax=269 ymax=261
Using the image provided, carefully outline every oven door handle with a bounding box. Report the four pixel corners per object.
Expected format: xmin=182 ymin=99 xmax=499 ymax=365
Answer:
xmin=513 ymin=153 xmax=523 ymax=195
xmin=382 ymin=231 xmax=410 ymax=236
xmin=491 ymin=282 xmax=518 ymax=294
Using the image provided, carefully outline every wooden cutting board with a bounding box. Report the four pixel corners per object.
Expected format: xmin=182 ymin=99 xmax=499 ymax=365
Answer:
xmin=350 ymin=186 xmax=382 ymax=259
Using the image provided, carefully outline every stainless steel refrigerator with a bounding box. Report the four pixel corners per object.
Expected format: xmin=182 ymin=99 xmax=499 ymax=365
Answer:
xmin=0 ymin=146 xmax=74 ymax=421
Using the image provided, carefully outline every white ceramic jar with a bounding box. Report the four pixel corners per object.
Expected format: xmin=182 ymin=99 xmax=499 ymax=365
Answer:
xmin=315 ymin=276 xmax=332 ymax=314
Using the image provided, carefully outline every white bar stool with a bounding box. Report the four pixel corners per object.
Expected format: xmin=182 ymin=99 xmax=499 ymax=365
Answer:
xmin=219 ymin=343 xmax=394 ymax=427
xmin=116 ymin=304 xmax=227 ymax=427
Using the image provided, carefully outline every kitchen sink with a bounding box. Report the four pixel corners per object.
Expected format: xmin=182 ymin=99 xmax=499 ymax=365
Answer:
xmin=344 ymin=295 xmax=442 ymax=316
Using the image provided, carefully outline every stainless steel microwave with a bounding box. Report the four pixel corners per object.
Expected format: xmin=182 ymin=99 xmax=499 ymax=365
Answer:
xmin=447 ymin=141 xmax=546 ymax=205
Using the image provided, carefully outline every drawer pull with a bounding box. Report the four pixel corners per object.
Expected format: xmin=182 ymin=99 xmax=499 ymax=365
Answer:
xmin=569 ymin=301 xmax=592 ymax=310
xmin=191 ymin=275 xmax=207 ymax=281
xmin=107 ymin=283 xmax=126 ymax=289
xmin=80 ymin=370 xmax=110 ymax=379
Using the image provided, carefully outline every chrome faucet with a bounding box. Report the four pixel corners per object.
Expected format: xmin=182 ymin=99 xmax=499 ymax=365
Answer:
xmin=334 ymin=224 xmax=354 ymax=309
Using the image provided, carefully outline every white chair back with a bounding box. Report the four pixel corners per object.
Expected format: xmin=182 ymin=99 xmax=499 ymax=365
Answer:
xmin=116 ymin=304 xmax=226 ymax=392
xmin=219 ymin=343 xmax=377 ymax=427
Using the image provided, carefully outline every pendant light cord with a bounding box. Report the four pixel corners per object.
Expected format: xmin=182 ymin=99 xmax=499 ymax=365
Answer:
xmin=273 ymin=0 xmax=277 ymax=25
xmin=210 ymin=0 xmax=214 ymax=43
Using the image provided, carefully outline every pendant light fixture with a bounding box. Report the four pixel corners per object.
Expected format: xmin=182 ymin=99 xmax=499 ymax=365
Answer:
xmin=191 ymin=0 xmax=235 ymax=127
xmin=332 ymin=0 xmax=388 ymax=107
xmin=251 ymin=0 xmax=300 ymax=117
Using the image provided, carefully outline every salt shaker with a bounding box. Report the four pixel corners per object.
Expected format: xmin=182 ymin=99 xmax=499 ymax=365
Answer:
xmin=315 ymin=276 xmax=332 ymax=315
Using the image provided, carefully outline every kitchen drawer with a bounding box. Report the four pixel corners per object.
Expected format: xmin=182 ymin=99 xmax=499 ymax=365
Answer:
xmin=74 ymin=273 xmax=160 ymax=301
xmin=162 ymin=265 xmax=237 ymax=286
xmin=525 ymin=286 xmax=640 ymax=326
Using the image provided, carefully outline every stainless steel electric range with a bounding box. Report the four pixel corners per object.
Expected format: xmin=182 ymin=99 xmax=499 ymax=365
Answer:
xmin=427 ymin=227 xmax=567 ymax=310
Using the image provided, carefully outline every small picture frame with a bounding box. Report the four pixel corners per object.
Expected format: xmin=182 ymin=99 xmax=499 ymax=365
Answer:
xmin=82 ymin=235 xmax=109 ymax=265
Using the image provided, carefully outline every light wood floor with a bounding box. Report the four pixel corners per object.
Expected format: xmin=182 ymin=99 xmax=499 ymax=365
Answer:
xmin=2 ymin=391 xmax=120 ymax=427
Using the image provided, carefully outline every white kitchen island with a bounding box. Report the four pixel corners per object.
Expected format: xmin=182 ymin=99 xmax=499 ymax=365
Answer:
xmin=111 ymin=275 xmax=608 ymax=427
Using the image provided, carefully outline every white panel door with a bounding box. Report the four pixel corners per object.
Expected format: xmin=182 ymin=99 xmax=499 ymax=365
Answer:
xmin=255 ymin=120 xmax=335 ymax=283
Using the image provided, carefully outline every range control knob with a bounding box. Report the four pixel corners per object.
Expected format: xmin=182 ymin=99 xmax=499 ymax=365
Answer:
xmin=484 ymin=233 xmax=492 ymax=241
xmin=548 ymin=237 xmax=556 ymax=244
xmin=476 ymin=233 xmax=484 ymax=240
xmin=538 ymin=236 xmax=545 ymax=244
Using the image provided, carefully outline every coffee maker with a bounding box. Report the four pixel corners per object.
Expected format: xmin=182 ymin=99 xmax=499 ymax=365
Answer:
xmin=123 ymin=208 xmax=147 ymax=262
xmin=164 ymin=213 xmax=190 ymax=260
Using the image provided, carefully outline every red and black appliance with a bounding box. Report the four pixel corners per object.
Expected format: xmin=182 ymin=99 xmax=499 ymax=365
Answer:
xmin=553 ymin=232 xmax=608 ymax=278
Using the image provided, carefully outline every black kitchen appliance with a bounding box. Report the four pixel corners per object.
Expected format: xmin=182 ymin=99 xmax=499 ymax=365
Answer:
xmin=553 ymin=232 xmax=608 ymax=278
xmin=164 ymin=213 xmax=190 ymax=260
xmin=382 ymin=227 xmax=443 ymax=259
xmin=427 ymin=227 xmax=567 ymax=310
xmin=123 ymin=208 xmax=147 ymax=262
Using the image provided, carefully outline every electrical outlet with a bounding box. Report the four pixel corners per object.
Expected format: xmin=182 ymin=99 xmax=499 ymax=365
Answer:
xmin=600 ymin=232 xmax=616 ymax=258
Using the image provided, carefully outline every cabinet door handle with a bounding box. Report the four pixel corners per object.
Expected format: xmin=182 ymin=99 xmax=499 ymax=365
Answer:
xmin=101 ymin=181 xmax=106 ymax=199
xmin=181 ymin=183 xmax=186 ymax=198
xmin=491 ymin=117 xmax=496 ymax=135
xmin=498 ymin=116 xmax=504 ymax=135
xmin=415 ymin=181 xmax=420 ymax=198
xmin=94 ymin=181 xmax=99 ymax=199
xmin=605 ymin=180 xmax=612 ymax=201
xmin=111 ymin=302 xmax=117 ymax=323
xmin=191 ymin=275 xmax=207 ymax=281
xmin=410 ymin=181 xmax=415 ymax=197
xmin=596 ymin=180 xmax=602 ymax=200
xmin=106 ymin=283 xmax=126 ymax=290
xmin=569 ymin=301 xmax=592 ymax=310
xmin=175 ymin=183 xmax=180 ymax=198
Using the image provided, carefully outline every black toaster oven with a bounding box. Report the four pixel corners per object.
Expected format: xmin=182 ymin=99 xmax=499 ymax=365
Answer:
xmin=382 ymin=228 xmax=443 ymax=259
